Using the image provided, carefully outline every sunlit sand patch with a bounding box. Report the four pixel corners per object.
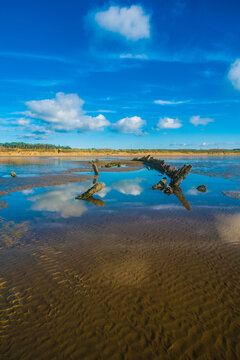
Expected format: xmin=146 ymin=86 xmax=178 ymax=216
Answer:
xmin=215 ymin=212 xmax=240 ymax=243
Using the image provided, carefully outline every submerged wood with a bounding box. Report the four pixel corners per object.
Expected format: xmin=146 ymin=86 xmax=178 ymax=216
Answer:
xmin=10 ymin=171 xmax=17 ymax=177
xmin=75 ymin=182 xmax=105 ymax=200
xmin=133 ymin=155 xmax=192 ymax=187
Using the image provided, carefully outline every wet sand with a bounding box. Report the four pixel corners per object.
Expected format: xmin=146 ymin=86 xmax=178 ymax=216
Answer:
xmin=1 ymin=210 xmax=240 ymax=360
xmin=1 ymin=159 xmax=240 ymax=359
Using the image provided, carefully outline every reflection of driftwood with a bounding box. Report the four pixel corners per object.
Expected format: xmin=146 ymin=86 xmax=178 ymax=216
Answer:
xmin=84 ymin=197 xmax=105 ymax=207
xmin=75 ymin=182 xmax=105 ymax=200
xmin=173 ymin=186 xmax=191 ymax=211
xmin=151 ymin=175 xmax=191 ymax=210
xmin=133 ymin=155 xmax=192 ymax=187
xmin=10 ymin=171 xmax=17 ymax=178
xmin=91 ymin=161 xmax=99 ymax=176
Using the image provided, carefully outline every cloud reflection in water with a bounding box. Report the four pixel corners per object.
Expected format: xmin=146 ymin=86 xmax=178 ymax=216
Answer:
xmin=29 ymin=182 xmax=92 ymax=218
xmin=111 ymin=178 xmax=144 ymax=196
xmin=215 ymin=212 xmax=240 ymax=243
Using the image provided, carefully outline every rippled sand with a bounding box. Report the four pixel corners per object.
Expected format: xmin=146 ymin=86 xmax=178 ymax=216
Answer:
xmin=1 ymin=210 xmax=240 ymax=360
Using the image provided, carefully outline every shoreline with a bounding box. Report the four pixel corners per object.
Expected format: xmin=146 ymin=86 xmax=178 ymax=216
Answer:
xmin=0 ymin=150 xmax=240 ymax=157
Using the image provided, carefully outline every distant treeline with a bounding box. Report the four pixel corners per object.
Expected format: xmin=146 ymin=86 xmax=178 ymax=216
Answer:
xmin=0 ymin=142 xmax=72 ymax=150
xmin=0 ymin=143 xmax=239 ymax=153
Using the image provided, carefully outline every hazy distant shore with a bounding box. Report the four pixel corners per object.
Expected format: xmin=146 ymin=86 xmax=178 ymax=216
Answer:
xmin=0 ymin=149 xmax=240 ymax=157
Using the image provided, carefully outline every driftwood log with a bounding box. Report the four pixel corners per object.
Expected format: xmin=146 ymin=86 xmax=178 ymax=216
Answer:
xmin=133 ymin=155 xmax=192 ymax=187
xmin=91 ymin=161 xmax=99 ymax=176
xmin=75 ymin=182 xmax=105 ymax=200
xmin=102 ymin=162 xmax=121 ymax=168
xmin=139 ymin=156 xmax=192 ymax=211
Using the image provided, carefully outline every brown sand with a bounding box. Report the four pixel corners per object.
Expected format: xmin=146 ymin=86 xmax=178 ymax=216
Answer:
xmin=1 ymin=150 xmax=240 ymax=157
xmin=1 ymin=211 xmax=240 ymax=359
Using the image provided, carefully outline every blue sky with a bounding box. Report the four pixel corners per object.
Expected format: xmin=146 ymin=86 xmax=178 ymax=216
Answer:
xmin=0 ymin=0 xmax=240 ymax=149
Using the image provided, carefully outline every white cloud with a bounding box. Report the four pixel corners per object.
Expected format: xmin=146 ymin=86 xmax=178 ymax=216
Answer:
xmin=154 ymin=99 xmax=189 ymax=105
xmin=94 ymin=5 xmax=150 ymax=41
xmin=120 ymin=53 xmax=148 ymax=60
xmin=24 ymin=92 xmax=110 ymax=132
xmin=190 ymin=116 xmax=214 ymax=126
xmin=228 ymin=59 xmax=240 ymax=90
xmin=15 ymin=117 xmax=30 ymax=126
xmin=112 ymin=116 xmax=146 ymax=135
xmin=157 ymin=117 xmax=182 ymax=129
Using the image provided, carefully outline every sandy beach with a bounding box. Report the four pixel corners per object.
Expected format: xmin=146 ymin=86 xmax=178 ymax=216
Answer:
xmin=0 ymin=157 xmax=240 ymax=359
xmin=1 ymin=211 xmax=240 ymax=360
xmin=0 ymin=150 xmax=240 ymax=157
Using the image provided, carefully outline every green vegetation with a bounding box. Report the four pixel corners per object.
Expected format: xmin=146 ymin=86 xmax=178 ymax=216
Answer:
xmin=0 ymin=143 xmax=239 ymax=155
xmin=0 ymin=142 xmax=71 ymax=150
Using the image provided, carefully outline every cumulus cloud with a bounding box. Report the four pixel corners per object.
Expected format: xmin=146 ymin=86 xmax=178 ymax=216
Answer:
xmin=157 ymin=117 xmax=182 ymax=129
xmin=190 ymin=116 xmax=214 ymax=126
xmin=228 ymin=59 xmax=240 ymax=90
xmin=24 ymin=92 xmax=110 ymax=132
xmin=94 ymin=5 xmax=150 ymax=41
xmin=154 ymin=99 xmax=189 ymax=105
xmin=112 ymin=116 xmax=146 ymax=135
